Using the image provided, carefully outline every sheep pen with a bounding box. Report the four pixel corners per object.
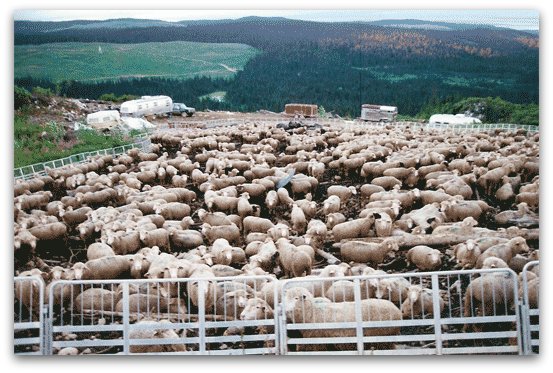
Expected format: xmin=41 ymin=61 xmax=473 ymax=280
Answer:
xmin=13 ymin=119 xmax=539 ymax=355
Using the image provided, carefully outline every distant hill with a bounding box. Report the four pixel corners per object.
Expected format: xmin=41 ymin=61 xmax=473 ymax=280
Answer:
xmin=14 ymin=16 xmax=538 ymax=117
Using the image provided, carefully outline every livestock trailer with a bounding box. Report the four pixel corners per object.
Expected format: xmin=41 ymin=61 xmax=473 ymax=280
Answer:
xmin=284 ymin=103 xmax=318 ymax=118
xmin=86 ymin=110 xmax=121 ymax=131
xmin=120 ymin=96 xmax=173 ymax=118
xmin=360 ymin=104 xmax=398 ymax=122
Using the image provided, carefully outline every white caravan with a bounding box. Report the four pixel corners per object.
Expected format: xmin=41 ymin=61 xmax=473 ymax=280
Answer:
xmin=120 ymin=95 xmax=173 ymax=117
xmin=360 ymin=104 xmax=398 ymax=122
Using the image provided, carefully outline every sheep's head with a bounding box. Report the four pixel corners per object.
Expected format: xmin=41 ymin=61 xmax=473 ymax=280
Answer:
xmin=284 ymin=287 xmax=313 ymax=323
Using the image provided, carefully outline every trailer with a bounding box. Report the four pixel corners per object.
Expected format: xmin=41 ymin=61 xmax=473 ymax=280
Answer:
xmin=86 ymin=110 xmax=121 ymax=131
xmin=284 ymin=103 xmax=318 ymax=118
xmin=120 ymin=95 xmax=173 ymax=118
xmin=360 ymin=104 xmax=398 ymax=122
xmin=429 ymin=113 xmax=482 ymax=125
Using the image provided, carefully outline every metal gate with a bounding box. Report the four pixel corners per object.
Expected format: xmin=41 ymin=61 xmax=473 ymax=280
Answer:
xmin=14 ymin=276 xmax=45 ymax=355
xmin=45 ymin=275 xmax=278 ymax=355
xmin=520 ymin=261 xmax=539 ymax=354
xmin=278 ymin=268 xmax=522 ymax=355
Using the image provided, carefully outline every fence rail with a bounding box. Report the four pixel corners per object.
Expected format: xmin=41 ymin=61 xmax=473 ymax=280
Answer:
xmin=14 ymin=136 xmax=151 ymax=181
xmin=14 ymin=264 xmax=539 ymax=355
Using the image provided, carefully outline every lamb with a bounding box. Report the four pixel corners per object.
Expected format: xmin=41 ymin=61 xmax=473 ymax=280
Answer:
xmin=452 ymin=239 xmax=481 ymax=269
xmin=340 ymin=238 xmax=399 ymax=266
xmin=284 ymin=287 xmax=401 ymax=351
xmin=202 ymin=223 xmax=241 ymax=245
xmin=86 ymin=242 xmax=115 ymax=261
xmin=128 ymin=319 xmax=187 ymax=353
xmin=401 ymin=285 xmax=444 ymax=319
xmin=275 ymin=238 xmax=312 ymax=278
xmin=406 ymin=246 xmax=442 ymax=271
xmin=331 ymin=215 xmax=375 ymax=241
xmin=475 ymin=237 xmax=530 ymax=269
xmin=139 ymin=228 xmax=170 ymax=252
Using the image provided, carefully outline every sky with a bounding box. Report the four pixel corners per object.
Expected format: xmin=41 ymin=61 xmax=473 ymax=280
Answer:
xmin=13 ymin=9 xmax=540 ymax=30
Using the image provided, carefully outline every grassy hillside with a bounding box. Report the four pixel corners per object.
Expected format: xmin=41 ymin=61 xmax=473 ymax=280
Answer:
xmin=15 ymin=41 xmax=259 ymax=82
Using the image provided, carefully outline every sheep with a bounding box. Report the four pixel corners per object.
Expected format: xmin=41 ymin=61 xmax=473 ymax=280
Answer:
xmin=265 ymin=190 xmax=279 ymax=210
xmin=248 ymin=238 xmax=279 ymax=273
xmin=401 ymin=285 xmax=444 ymax=319
xmin=73 ymin=288 xmax=120 ymax=312
xmin=139 ymin=228 xmax=170 ymax=252
xmin=463 ymin=272 xmax=515 ymax=330
xmin=366 ymin=276 xmax=412 ymax=306
xmin=371 ymin=176 xmax=402 ymax=190
xmin=495 ymin=178 xmax=515 ymax=202
xmin=186 ymin=266 xmax=218 ymax=309
xmin=481 ymin=257 xmax=509 ymax=269
xmin=28 ymin=222 xmax=67 ymax=241
xmin=440 ymin=199 xmax=488 ymax=222
xmin=14 ymin=269 xmax=47 ymax=316
xmin=406 ymin=246 xmax=442 ymax=271
xmin=211 ymin=264 xmax=243 ymax=277
xmin=515 ymin=192 xmax=539 ymax=209
xmin=116 ymin=294 xmax=187 ymax=315
xmin=240 ymin=297 xmax=275 ymax=320
xmin=202 ymin=223 xmax=241 ymax=245
xmin=82 ymin=255 xmax=132 ymax=280
xmin=295 ymin=198 xmax=318 ymax=219
xmin=340 ymin=238 xmax=399 ymax=266
xmin=267 ymin=223 xmax=291 ymax=241
xmin=452 ymin=239 xmax=481 ymax=269
xmin=327 ymin=185 xmax=357 ymax=203
xmin=324 ymin=280 xmax=360 ymax=302
xmin=374 ymin=212 xmax=393 ymax=237
xmin=291 ymin=204 xmax=307 ymax=234
xmin=170 ymin=230 xmax=204 ymax=251
xmin=214 ymin=289 xmax=251 ymax=320
xmin=237 ymin=192 xmax=254 ymax=218
xmin=243 ymin=216 xmax=275 ymax=236
xmin=284 ymin=287 xmax=401 ymax=351
xmin=326 ymin=212 xmax=346 ymax=230
xmin=105 ymin=231 xmax=142 ymax=255
xmin=475 ymin=237 xmax=530 ymax=269
xmin=60 ymin=206 xmax=93 ymax=226
xmin=276 ymin=187 xmax=294 ymax=207
xmin=275 ymin=238 xmax=312 ymax=278
xmin=197 ymin=209 xmax=234 ymax=227
xmin=322 ymin=195 xmax=341 ymax=215
xmin=86 ymin=242 xmax=115 ymax=261
xmin=331 ymin=215 xmax=375 ymax=241
xmin=128 ymin=319 xmax=187 ymax=353
xmin=14 ymin=230 xmax=38 ymax=251
xmin=154 ymin=202 xmax=191 ymax=220
xmin=210 ymin=238 xmax=234 ymax=266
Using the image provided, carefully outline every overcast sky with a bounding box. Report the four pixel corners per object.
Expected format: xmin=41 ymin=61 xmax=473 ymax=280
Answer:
xmin=14 ymin=9 xmax=539 ymax=30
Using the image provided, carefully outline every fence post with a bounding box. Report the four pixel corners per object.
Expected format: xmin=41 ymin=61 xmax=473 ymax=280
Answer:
xmin=198 ymin=280 xmax=207 ymax=354
xmin=122 ymin=282 xmax=130 ymax=355
xmin=431 ymin=274 xmax=443 ymax=355
xmin=353 ymin=278 xmax=364 ymax=354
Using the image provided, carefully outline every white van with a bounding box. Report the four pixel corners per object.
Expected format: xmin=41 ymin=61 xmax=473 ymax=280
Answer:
xmin=120 ymin=95 xmax=173 ymax=117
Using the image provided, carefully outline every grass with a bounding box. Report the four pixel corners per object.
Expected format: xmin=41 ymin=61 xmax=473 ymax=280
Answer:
xmin=15 ymin=41 xmax=260 ymax=83
xmin=14 ymin=114 xmax=133 ymax=168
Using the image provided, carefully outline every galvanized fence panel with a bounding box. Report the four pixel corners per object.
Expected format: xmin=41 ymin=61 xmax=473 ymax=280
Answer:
xmin=279 ymin=268 xmax=521 ymax=355
xmin=46 ymin=276 xmax=278 ymax=355
xmin=14 ymin=136 xmax=151 ymax=181
xmin=14 ymin=276 xmax=45 ymax=355
xmin=521 ymin=261 xmax=539 ymax=354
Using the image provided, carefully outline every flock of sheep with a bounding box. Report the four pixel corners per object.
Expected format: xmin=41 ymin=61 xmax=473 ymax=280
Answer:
xmin=14 ymin=120 xmax=539 ymax=354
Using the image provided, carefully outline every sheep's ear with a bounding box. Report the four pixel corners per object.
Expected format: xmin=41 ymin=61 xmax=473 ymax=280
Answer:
xmin=302 ymin=294 xmax=308 ymax=300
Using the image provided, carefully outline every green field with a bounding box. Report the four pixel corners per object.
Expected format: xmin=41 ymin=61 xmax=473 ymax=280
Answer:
xmin=15 ymin=41 xmax=260 ymax=82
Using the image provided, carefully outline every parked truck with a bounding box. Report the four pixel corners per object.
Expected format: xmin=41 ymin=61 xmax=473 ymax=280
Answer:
xmin=360 ymin=104 xmax=398 ymax=122
xmin=120 ymin=95 xmax=172 ymax=117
